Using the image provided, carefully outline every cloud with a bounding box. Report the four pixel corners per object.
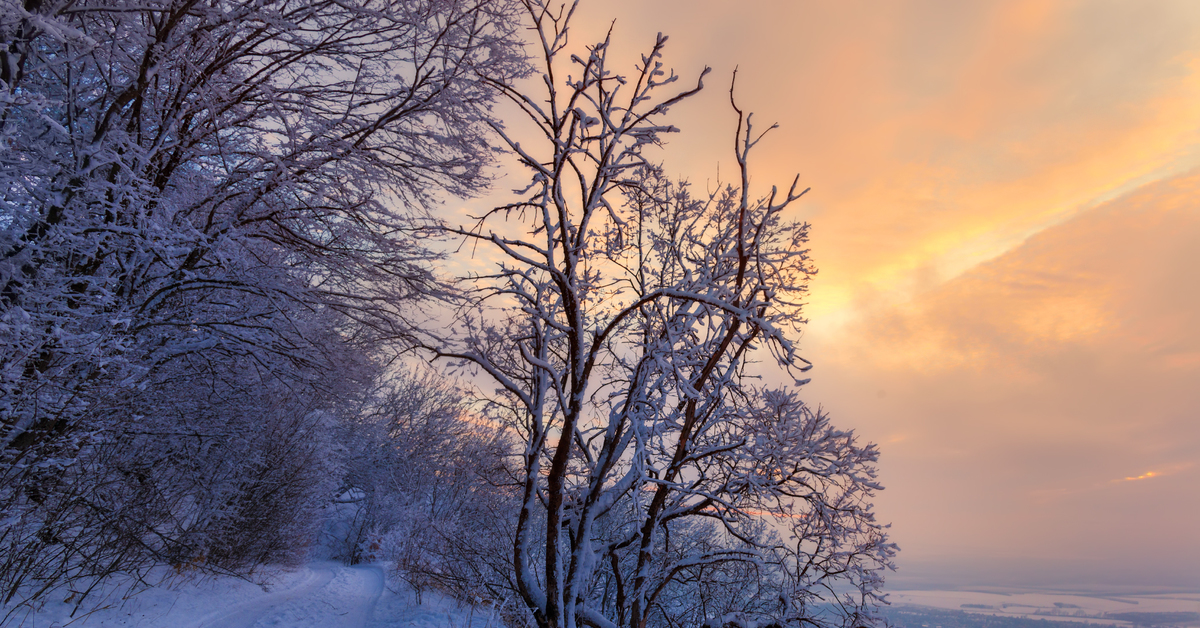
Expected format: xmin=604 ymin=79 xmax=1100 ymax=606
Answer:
xmin=1113 ymin=462 xmax=1196 ymax=484
xmin=803 ymin=170 xmax=1200 ymax=585
xmin=495 ymin=0 xmax=1200 ymax=588
xmin=838 ymin=169 xmax=1200 ymax=374
xmin=1122 ymin=471 xmax=1160 ymax=482
xmin=570 ymin=2 xmax=1200 ymax=322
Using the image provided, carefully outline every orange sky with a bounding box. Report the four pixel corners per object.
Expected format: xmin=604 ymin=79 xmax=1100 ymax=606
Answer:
xmin=553 ymin=0 xmax=1200 ymax=590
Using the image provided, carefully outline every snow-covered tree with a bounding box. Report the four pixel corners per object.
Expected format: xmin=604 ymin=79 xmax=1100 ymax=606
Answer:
xmin=414 ymin=3 xmax=897 ymax=628
xmin=1 ymin=0 xmax=527 ymax=611
xmin=1 ymin=0 xmax=527 ymax=446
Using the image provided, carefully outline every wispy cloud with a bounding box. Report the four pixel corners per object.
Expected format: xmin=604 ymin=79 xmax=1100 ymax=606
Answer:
xmin=1113 ymin=462 xmax=1195 ymax=484
xmin=1030 ymin=461 xmax=1196 ymax=500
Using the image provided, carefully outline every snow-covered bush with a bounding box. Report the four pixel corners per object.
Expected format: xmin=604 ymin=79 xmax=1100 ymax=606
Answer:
xmin=332 ymin=369 xmax=517 ymax=605
xmin=0 ymin=324 xmax=357 ymax=617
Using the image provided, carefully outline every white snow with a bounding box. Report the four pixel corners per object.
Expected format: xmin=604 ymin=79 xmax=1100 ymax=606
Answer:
xmin=6 ymin=562 xmax=503 ymax=628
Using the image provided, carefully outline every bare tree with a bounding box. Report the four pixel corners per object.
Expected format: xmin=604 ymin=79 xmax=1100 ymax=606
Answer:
xmin=414 ymin=3 xmax=896 ymax=628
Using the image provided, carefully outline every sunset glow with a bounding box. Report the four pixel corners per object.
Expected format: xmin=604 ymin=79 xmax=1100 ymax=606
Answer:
xmin=1120 ymin=471 xmax=1160 ymax=482
xmin=571 ymin=0 xmax=1200 ymax=590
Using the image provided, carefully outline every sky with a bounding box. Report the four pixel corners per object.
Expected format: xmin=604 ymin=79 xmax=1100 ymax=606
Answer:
xmin=549 ymin=0 xmax=1200 ymax=591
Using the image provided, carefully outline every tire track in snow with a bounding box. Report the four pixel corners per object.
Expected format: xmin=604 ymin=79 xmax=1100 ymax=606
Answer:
xmin=180 ymin=566 xmax=332 ymax=628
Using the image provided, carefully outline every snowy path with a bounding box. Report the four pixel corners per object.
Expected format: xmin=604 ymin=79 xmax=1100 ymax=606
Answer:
xmin=184 ymin=563 xmax=384 ymax=628
xmin=12 ymin=561 xmax=501 ymax=627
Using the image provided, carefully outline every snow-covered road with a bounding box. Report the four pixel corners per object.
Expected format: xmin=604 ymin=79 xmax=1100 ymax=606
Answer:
xmin=185 ymin=563 xmax=385 ymax=628
xmin=14 ymin=561 xmax=500 ymax=628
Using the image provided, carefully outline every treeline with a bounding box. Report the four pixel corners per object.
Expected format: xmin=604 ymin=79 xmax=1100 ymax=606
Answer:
xmin=885 ymin=607 xmax=1113 ymax=628
xmin=2 ymin=1 xmax=897 ymax=627
xmin=0 ymin=0 xmax=525 ymax=619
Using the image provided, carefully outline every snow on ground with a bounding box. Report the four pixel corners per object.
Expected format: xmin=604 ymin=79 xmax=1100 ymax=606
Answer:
xmin=5 ymin=562 xmax=503 ymax=628
xmin=21 ymin=564 xmax=1198 ymax=628
xmin=888 ymin=589 xmax=1200 ymax=625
